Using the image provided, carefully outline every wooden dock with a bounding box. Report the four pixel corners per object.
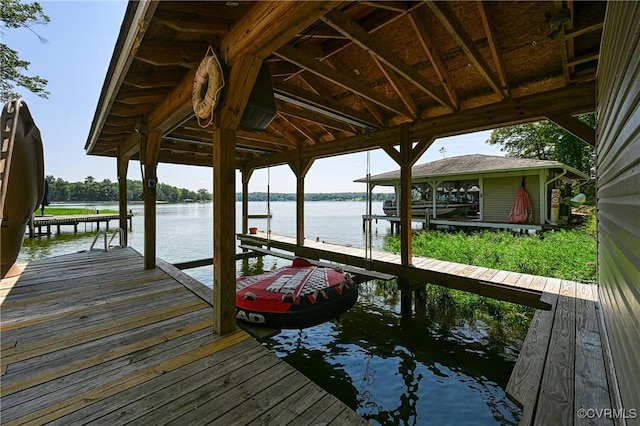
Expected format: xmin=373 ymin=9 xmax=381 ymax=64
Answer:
xmin=29 ymin=213 xmax=133 ymax=237
xmin=238 ymin=232 xmax=616 ymax=425
xmin=0 ymin=247 xmax=369 ymax=426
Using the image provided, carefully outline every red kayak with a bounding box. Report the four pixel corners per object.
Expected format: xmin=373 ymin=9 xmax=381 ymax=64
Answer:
xmin=236 ymin=258 xmax=357 ymax=329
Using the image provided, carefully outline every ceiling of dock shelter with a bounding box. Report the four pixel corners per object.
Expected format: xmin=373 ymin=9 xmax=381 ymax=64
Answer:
xmin=85 ymin=1 xmax=605 ymax=169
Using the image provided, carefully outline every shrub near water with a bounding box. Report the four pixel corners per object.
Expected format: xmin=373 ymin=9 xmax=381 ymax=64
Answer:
xmin=383 ymin=222 xmax=597 ymax=328
xmin=384 ymin=227 xmax=596 ymax=283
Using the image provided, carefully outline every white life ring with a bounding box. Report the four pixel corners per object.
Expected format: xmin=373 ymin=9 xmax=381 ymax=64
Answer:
xmin=192 ymin=52 xmax=224 ymax=121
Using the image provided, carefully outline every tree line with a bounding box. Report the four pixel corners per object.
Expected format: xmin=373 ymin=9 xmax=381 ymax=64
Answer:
xmin=45 ymin=176 xmax=394 ymax=203
xmin=45 ymin=176 xmax=212 ymax=203
xmin=237 ymin=192 xmax=393 ymax=202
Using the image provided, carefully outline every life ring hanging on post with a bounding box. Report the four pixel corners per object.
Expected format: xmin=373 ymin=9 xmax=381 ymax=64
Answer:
xmin=192 ymin=46 xmax=225 ymax=127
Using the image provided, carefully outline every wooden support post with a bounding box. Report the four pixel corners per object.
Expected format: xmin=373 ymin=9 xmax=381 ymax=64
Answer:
xmin=117 ymin=152 xmax=129 ymax=246
xmin=28 ymin=215 xmax=34 ymax=238
xmin=399 ymin=277 xmax=413 ymax=318
xmin=143 ymin=131 xmax=161 ymax=270
xmin=288 ymin=154 xmax=314 ymax=248
xmin=74 ymin=223 xmax=77 ymax=233
xmin=399 ymin=125 xmax=413 ymax=267
xmin=241 ymin=168 xmax=253 ymax=235
xmin=213 ymin=127 xmax=237 ymax=335
xmin=56 ymin=224 xmax=60 ymax=234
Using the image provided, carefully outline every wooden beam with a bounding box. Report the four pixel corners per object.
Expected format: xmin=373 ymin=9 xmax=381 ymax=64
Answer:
xmin=546 ymin=114 xmax=595 ymax=147
xmin=321 ymin=9 xmax=452 ymax=110
xmin=147 ymin=66 xmax=197 ymax=134
xmin=565 ymin=22 xmax=603 ymax=39
xmin=213 ymin=127 xmax=237 ymax=335
xmin=145 ymin=2 xmax=339 ymax=138
xmin=236 ymin=129 xmax=296 ymax=148
xmin=276 ymin=100 xmax=356 ymax=133
xmin=408 ymin=10 xmax=458 ymax=110
xmin=568 ymin=53 xmax=599 ymax=68
xmin=476 ymin=1 xmax=509 ymax=97
xmin=426 ymin=1 xmax=505 ymax=98
xmin=275 ymin=45 xmax=412 ymax=118
xmin=241 ymin=168 xmax=253 ymax=235
xmin=288 ymin=153 xmax=314 ymax=246
xmin=143 ymin=132 xmax=161 ymax=270
xmin=554 ymin=0 xmax=571 ymax=84
xmin=221 ymin=1 xmax=339 ymax=63
xmin=273 ymin=80 xmax=379 ymax=128
xmin=219 ymin=54 xmax=263 ymax=131
xmin=116 ymin=150 xmax=129 ymax=247
xmin=398 ymin=125 xmax=412 ymax=267
xmin=119 ymin=131 xmax=141 ymax=161
xmin=135 ymin=41 xmax=209 ymax=67
xmin=372 ymin=57 xmax=419 ymax=120
xmin=244 ymin=81 xmax=596 ymax=169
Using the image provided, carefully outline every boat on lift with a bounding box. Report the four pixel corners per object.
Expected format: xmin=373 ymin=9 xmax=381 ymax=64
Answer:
xmin=235 ymin=257 xmax=357 ymax=329
xmin=382 ymin=199 xmax=473 ymax=218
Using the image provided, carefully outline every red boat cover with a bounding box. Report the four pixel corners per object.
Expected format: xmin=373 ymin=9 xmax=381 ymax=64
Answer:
xmin=508 ymin=184 xmax=533 ymax=224
xmin=236 ymin=258 xmax=349 ymax=314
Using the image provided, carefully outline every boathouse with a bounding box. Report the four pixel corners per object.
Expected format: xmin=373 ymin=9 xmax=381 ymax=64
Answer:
xmin=356 ymin=154 xmax=590 ymax=228
xmin=3 ymin=1 xmax=634 ymax=424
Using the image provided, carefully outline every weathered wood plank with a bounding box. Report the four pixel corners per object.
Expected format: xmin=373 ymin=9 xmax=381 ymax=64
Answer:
xmin=1 ymin=300 xmax=207 ymax=367
xmin=54 ymin=341 xmax=271 ymax=426
xmin=1 ymin=317 xmax=212 ymax=396
xmin=206 ymin=368 xmax=309 ymax=425
xmin=574 ymin=283 xmax=612 ymax=426
xmin=506 ymin=278 xmax=561 ymax=424
xmin=3 ymin=330 xmax=251 ymax=426
xmin=154 ymin=361 xmax=294 ymax=425
xmin=250 ymin=381 xmax=329 ymax=425
xmin=534 ymin=280 xmax=576 ymax=426
xmin=1 ymin=323 xmax=216 ymax=414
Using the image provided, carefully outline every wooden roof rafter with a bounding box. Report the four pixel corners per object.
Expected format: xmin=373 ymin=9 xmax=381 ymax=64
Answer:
xmin=476 ymin=1 xmax=509 ymax=98
xmin=426 ymin=1 xmax=506 ymax=99
xmin=320 ymin=9 xmax=452 ymax=110
xmin=408 ymin=9 xmax=459 ymax=110
xmin=275 ymin=45 xmax=412 ymax=118
xmin=273 ymin=79 xmax=381 ymax=129
xmin=275 ymin=100 xmax=356 ymax=134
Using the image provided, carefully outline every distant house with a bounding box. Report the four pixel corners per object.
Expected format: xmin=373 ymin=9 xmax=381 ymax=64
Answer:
xmin=356 ymin=154 xmax=589 ymax=226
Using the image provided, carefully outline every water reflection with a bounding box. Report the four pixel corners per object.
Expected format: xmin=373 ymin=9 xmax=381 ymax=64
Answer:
xmin=263 ymin=280 xmax=525 ymax=426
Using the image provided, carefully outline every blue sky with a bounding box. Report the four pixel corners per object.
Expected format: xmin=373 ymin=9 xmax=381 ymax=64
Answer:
xmin=4 ymin=1 xmax=504 ymax=193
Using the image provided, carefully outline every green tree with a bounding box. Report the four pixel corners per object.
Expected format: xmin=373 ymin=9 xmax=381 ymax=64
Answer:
xmin=487 ymin=114 xmax=595 ymax=176
xmin=0 ymin=0 xmax=50 ymax=101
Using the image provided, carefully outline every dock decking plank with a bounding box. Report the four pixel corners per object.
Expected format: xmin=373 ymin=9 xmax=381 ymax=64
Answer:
xmin=2 ymin=330 xmax=251 ymax=426
xmin=205 ymin=368 xmax=310 ymax=426
xmin=574 ymin=283 xmax=612 ymax=426
xmin=534 ymin=280 xmax=577 ymax=426
xmin=506 ymin=278 xmax=561 ymax=425
xmin=0 ymin=300 xmax=207 ymax=369
xmin=59 ymin=342 xmax=272 ymax=426
xmin=167 ymin=361 xmax=295 ymax=426
xmin=251 ymin=381 xmax=331 ymax=426
xmin=1 ymin=248 xmax=368 ymax=425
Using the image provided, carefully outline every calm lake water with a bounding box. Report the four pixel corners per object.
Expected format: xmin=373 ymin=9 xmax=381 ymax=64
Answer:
xmin=19 ymin=201 xmax=525 ymax=425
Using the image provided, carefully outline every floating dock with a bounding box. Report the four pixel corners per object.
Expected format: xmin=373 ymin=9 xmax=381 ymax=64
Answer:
xmin=0 ymin=248 xmax=368 ymax=425
xmin=29 ymin=213 xmax=133 ymax=237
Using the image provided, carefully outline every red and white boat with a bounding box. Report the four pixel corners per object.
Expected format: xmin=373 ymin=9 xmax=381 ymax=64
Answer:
xmin=236 ymin=258 xmax=357 ymax=329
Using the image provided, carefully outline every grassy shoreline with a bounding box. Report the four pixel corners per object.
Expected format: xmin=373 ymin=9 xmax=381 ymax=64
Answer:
xmin=382 ymin=215 xmax=597 ymax=326
xmin=40 ymin=207 xmax=120 ymax=216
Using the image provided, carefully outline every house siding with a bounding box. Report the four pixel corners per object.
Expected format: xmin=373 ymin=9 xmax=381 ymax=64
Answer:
xmin=483 ymin=174 xmax=541 ymax=224
xmin=596 ymin=0 xmax=640 ymax=416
